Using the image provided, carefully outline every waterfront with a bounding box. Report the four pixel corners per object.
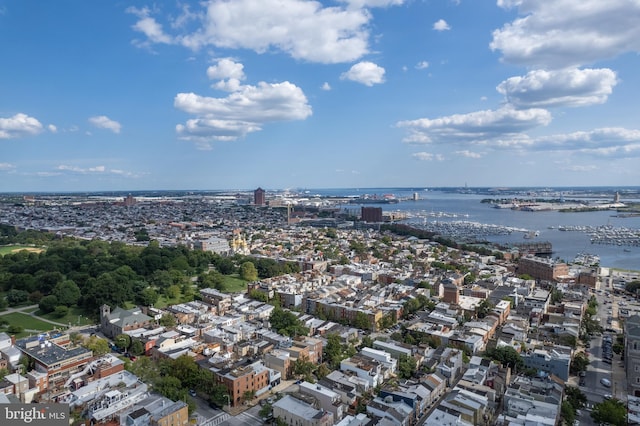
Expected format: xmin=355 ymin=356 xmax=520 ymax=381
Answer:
xmin=321 ymin=188 xmax=640 ymax=271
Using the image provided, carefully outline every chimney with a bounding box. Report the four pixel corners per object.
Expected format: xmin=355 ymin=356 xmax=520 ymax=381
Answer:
xmin=11 ymin=335 xmax=15 ymax=345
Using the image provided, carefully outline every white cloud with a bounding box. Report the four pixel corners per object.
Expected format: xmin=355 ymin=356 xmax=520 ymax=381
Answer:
xmin=58 ymin=165 xmax=106 ymax=173
xmin=56 ymin=164 xmax=142 ymax=177
xmin=433 ymin=19 xmax=451 ymax=31
xmin=497 ymin=68 xmax=618 ymax=108
xmin=398 ymin=106 xmax=552 ymax=144
xmin=561 ymin=164 xmax=598 ymax=172
xmin=175 ymin=76 xmax=312 ymax=145
xmin=0 ymin=113 xmax=44 ymax=139
xmin=321 ymin=82 xmax=332 ymax=91
xmin=415 ymin=61 xmax=429 ymax=70
xmin=127 ymin=7 xmax=173 ymax=46
xmin=491 ymin=0 xmax=640 ymax=68
xmin=340 ymin=61 xmax=385 ymax=86
xmin=455 ymin=150 xmax=483 ymax=158
xmin=178 ymin=0 xmax=371 ymax=64
xmin=0 ymin=163 xmax=16 ymax=171
xmin=412 ymin=152 xmax=444 ymax=161
xmin=88 ymin=116 xmax=122 ymax=134
xmin=48 ymin=124 xmax=58 ymax=133
xmin=207 ymin=58 xmax=246 ymax=81
xmin=531 ymin=127 xmax=640 ymax=156
xmin=340 ymin=0 xmax=405 ymax=7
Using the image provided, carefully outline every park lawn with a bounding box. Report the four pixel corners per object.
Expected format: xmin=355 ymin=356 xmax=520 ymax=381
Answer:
xmin=0 ymin=245 xmax=45 ymax=256
xmin=0 ymin=312 xmax=59 ymax=337
xmin=36 ymin=306 xmax=95 ymax=327
xmin=223 ymin=275 xmax=248 ymax=293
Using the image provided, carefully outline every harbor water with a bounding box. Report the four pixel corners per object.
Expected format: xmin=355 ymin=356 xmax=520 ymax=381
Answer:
xmin=315 ymin=188 xmax=640 ymax=271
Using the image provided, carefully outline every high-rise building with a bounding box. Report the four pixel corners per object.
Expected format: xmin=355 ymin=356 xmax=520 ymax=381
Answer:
xmin=254 ymin=187 xmax=265 ymax=206
xmin=361 ymin=207 xmax=382 ymax=223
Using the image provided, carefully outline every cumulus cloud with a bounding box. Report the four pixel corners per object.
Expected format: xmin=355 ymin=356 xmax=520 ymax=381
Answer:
xmin=530 ymin=127 xmax=640 ymax=156
xmin=129 ymin=0 xmax=376 ymax=64
xmin=433 ymin=19 xmax=451 ymax=31
xmin=491 ymin=0 xmax=640 ymax=68
xmin=0 ymin=113 xmax=44 ymax=139
xmin=207 ymin=58 xmax=246 ymax=81
xmin=397 ymin=106 xmax=552 ymax=145
xmin=175 ymin=68 xmax=312 ymax=145
xmin=321 ymin=82 xmax=332 ymax=91
xmin=411 ymin=152 xmax=444 ymax=161
xmin=207 ymin=58 xmax=247 ymax=92
xmin=497 ymin=68 xmax=618 ymax=109
xmin=48 ymin=124 xmax=58 ymax=133
xmin=340 ymin=61 xmax=385 ymax=86
xmin=415 ymin=61 xmax=429 ymax=70
xmin=455 ymin=150 xmax=483 ymax=158
xmin=88 ymin=116 xmax=122 ymax=134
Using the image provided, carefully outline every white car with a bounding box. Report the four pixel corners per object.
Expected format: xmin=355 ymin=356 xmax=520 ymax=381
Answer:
xmin=600 ymin=378 xmax=611 ymax=387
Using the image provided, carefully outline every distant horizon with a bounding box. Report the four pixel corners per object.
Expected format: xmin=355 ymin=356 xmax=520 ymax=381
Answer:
xmin=3 ymin=185 xmax=640 ymax=196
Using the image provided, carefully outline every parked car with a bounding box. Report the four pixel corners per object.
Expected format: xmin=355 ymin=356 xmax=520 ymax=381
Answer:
xmin=600 ymin=378 xmax=611 ymax=387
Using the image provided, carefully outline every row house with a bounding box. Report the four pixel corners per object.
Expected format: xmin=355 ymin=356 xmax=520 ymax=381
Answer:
xmin=213 ymin=361 xmax=270 ymax=406
xmin=299 ymin=381 xmax=347 ymax=422
xmin=340 ymin=355 xmax=384 ymax=388
xmin=273 ymin=394 xmax=334 ymax=426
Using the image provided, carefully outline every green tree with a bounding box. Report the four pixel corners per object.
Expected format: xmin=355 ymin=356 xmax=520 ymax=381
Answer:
xmin=240 ymin=261 xmax=258 ymax=281
xmin=570 ymin=352 xmax=590 ymax=374
xmin=269 ymin=306 xmax=309 ymax=337
xmin=6 ymin=289 xmax=29 ymax=306
xmin=398 ymin=354 xmax=417 ymax=379
xmin=136 ymin=287 xmax=159 ymax=307
xmin=115 ymin=334 xmax=132 ymax=352
xmin=52 ymin=280 xmax=81 ymax=306
xmin=484 ymin=346 xmax=523 ymax=370
xmin=560 ymin=401 xmax=576 ymax=426
xmin=159 ymin=313 xmax=176 ymax=327
xmin=360 ymin=335 xmax=374 ymax=349
xmin=591 ymin=398 xmax=626 ymax=426
xmin=565 ymin=386 xmax=587 ymax=411
xmin=293 ymin=355 xmax=315 ymax=382
xmin=354 ymin=311 xmax=371 ymax=330
xmin=165 ymin=284 xmax=181 ymax=300
xmin=39 ymin=294 xmax=59 ymax=313
xmin=315 ymin=363 xmax=330 ymax=380
xmin=249 ymin=289 xmax=268 ymax=302
xmin=84 ymin=336 xmax=110 ymax=356
xmin=129 ymin=339 xmax=145 ymax=356
xmin=324 ymin=333 xmax=349 ymax=369
xmin=53 ymin=305 xmax=69 ymax=318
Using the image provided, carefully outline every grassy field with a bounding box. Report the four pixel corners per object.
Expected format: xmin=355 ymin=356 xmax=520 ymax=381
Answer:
xmin=223 ymin=275 xmax=248 ymax=293
xmin=0 ymin=245 xmax=45 ymax=256
xmin=0 ymin=312 xmax=59 ymax=338
xmin=35 ymin=306 xmax=95 ymax=327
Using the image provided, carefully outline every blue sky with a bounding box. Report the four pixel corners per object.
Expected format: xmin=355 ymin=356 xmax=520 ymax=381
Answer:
xmin=1 ymin=0 xmax=640 ymax=192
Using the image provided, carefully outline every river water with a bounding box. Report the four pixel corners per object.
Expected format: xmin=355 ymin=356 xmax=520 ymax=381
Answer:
xmin=311 ymin=188 xmax=640 ymax=271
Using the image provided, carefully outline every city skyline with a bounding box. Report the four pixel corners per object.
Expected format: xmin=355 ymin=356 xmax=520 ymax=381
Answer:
xmin=1 ymin=1 xmax=639 ymax=192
